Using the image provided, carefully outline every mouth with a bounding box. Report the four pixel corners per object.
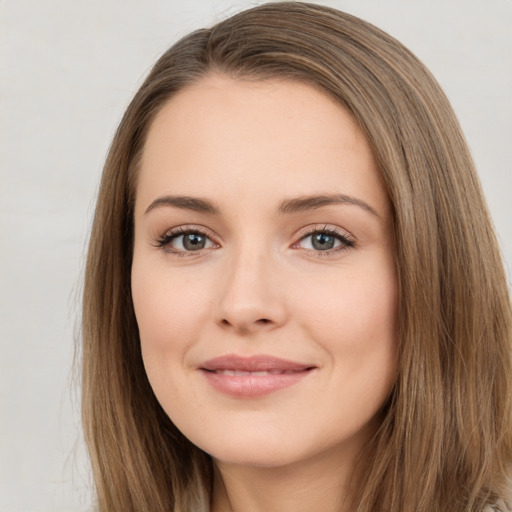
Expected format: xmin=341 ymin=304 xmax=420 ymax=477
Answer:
xmin=199 ymin=355 xmax=316 ymax=398
xmin=207 ymin=369 xmax=306 ymax=376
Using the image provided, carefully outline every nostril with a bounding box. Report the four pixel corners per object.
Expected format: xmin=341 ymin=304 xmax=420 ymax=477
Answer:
xmin=217 ymin=316 xmax=277 ymax=331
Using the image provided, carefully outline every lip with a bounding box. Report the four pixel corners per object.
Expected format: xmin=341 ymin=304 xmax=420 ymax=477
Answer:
xmin=199 ymin=355 xmax=316 ymax=398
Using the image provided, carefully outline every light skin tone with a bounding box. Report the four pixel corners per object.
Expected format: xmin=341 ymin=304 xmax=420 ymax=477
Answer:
xmin=131 ymin=74 xmax=398 ymax=512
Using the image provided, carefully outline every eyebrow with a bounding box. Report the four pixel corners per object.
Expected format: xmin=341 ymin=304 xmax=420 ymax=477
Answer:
xmin=144 ymin=193 xmax=378 ymax=218
xmin=279 ymin=194 xmax=379 ymax=217
xmin=144 ymin=195 xmax=220 ymax=215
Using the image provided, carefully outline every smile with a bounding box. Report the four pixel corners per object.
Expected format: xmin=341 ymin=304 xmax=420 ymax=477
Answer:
xmin=199 ymin=355 xmax=316 ymax=398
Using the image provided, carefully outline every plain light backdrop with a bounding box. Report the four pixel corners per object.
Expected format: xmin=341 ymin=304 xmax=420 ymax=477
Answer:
xmin=1 ymin=1 xmax=511 ymax=510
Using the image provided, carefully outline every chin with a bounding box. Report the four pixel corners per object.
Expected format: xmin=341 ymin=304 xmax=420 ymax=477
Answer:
xmin=210 ymin=445 xmax=306 ymax=469
xmin=185 ymin=425 xmax=306 ymax=469
xmin=188 ymin=422 xmax=364 ymax=472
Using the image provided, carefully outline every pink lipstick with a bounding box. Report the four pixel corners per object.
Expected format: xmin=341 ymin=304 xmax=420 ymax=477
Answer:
xmin=199 ymin=355 xmax=315 ymax=398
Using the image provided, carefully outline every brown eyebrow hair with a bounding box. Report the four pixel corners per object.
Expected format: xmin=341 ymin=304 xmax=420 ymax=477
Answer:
xmin=144 ymin=193 xmax=379 ymax=217
xmin=279 ymin=194 xmax=379 ymax=217
xmin=144 ymin=195 xmax=220 ymax=215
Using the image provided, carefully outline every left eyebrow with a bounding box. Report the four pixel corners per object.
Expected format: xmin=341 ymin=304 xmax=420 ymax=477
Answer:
xmin=279 ymin=194 xmax=379 ymax=218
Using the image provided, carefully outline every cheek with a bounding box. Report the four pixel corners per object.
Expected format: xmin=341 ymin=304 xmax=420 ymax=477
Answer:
xmin=294 ymin=257 xmax=398 ymax=368
xmin=131 ymin=259 xmax=210 ymax=362
xmin=131 ymin=262 xmax=213 ymax=416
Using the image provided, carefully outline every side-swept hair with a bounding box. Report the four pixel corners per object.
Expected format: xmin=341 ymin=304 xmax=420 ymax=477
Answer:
xmin=82 ymin=3 xmax=512 ymax=511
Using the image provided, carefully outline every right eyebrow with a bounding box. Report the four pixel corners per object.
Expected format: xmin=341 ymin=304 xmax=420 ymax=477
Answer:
xmin=144 ymin=195 xmax=220 ymax=215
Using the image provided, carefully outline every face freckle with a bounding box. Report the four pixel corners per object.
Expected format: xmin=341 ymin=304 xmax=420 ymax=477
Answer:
xmin=131 ymin=74 xmax=398 ymax=474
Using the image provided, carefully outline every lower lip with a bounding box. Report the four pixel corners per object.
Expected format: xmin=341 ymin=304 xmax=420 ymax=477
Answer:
xmin=200 ymin=369 xmax=313 ymax=398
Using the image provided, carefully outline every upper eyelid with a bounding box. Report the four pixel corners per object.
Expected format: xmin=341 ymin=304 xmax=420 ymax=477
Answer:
xmin=295 ymin=224 xmax=354 ymax=240
xmin=154 ymin=225 xmax=219 ymax=248
xmin=293 ymin=224 xmax=356 ymax=251
xmin=160 ymin=224 xmax=217 ymax=239
xmin=159 ymin=224 xmax=352 ymax=236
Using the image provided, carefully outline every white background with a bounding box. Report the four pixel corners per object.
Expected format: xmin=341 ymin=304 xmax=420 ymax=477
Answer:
xmin=1 ymin=1 xmax=511 ymax=510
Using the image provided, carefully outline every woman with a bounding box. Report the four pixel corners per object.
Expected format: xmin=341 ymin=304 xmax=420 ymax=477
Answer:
xmin=82 ymin=2 xmax=512 ymax=511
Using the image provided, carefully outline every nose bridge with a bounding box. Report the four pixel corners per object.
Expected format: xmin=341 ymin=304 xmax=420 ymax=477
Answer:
xmin=215 ymin=235 xmax=286 ymax=332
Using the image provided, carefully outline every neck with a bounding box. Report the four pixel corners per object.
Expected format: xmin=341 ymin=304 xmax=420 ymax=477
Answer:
xmin=210 ymin=445 xmax=363 ymax=512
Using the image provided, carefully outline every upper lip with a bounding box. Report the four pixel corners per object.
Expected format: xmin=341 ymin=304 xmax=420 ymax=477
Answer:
xmin=200 ymin=355 xmax=315 ymax=372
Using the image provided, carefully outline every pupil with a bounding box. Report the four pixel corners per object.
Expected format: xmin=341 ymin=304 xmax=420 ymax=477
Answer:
xmin=183 ymin=234 xmax=205 ymax=251
xmin=312 ymin=233 xmax=334 ymax=250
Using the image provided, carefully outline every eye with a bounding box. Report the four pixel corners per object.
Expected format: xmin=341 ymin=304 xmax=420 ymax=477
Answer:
xmin=156 ymin=227 xmax=216 ymax=254
xmin=295 ymin=227 xmax=355 ymax=253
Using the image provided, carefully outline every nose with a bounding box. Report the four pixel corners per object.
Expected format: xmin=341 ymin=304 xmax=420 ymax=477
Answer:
xmin=213 ymin=247 xmax=288 ymax=335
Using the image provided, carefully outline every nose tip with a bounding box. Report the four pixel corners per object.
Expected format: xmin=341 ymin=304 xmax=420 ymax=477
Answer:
xmin=217 ymin=300 xmax=285 ymax=334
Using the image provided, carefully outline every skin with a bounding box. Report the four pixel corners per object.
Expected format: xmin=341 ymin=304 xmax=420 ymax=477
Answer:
xmin=131 ymin=75 xmax=398 ymax=512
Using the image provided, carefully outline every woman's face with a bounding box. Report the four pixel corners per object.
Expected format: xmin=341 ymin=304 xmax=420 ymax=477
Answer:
xmin=131 ymin=75 xmax=398 ymax=470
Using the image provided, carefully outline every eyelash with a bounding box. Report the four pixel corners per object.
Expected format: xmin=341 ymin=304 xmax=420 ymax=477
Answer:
xmin=155 ymin=225 xmax=355 ymax=257
xmin=294 ymin=226 xmax=355 ymax=257
xmin=155 ymin=226 xmax=217 ymax=257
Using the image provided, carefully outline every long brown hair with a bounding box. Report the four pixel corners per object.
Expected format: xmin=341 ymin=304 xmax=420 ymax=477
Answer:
xmin=82 ymin=3 xmax=512 ymax=511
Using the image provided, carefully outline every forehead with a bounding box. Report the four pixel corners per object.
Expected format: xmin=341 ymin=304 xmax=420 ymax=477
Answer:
xmin=136 ymin=74 xmax=389 ymax=217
